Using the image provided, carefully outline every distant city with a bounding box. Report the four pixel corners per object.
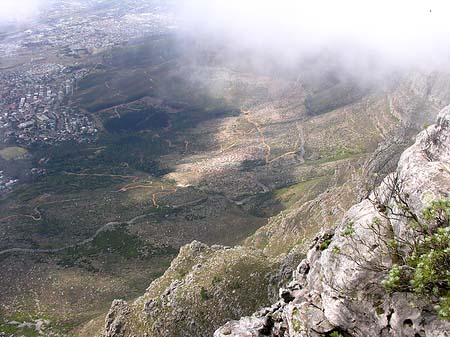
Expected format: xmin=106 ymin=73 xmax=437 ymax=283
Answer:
xmin=0 ymin=65 xmax=96 ymax=145
xmin=0 ymin=0 xmax=176 ymax=193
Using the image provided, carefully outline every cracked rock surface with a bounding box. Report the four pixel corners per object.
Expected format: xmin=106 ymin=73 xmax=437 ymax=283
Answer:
xmin=215 ymin=106 xmax=450 ymax=337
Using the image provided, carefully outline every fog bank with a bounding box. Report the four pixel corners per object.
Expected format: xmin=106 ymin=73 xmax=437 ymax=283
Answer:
xmin=0 ymin=0 xmax=49 ymax=24
xmin=176 ymin=0 xmax=450 ymax=71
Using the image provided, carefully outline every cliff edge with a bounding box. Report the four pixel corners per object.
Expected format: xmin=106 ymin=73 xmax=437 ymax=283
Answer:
xmin=215 ymin=106 xmax=450 ymax=337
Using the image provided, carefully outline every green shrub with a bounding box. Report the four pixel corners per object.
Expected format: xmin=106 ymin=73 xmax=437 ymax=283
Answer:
xmin=341 ymin=221 xmax=355 ymax=237
xmin=381 ymin=265 xmax=403 ymax=292
xmin=319 ymin=239 xmax=332 ymax=251
xmin=436 ymin=295 xmax=450 ymax=321
xmin=382 ymin=200 xmax=450 ymax=321
xmin=331 ymin=246 xmax=341 ymax=255
xmin=200 ymin=287 xmax=209 ymax=301
xmin=422 ymin=198 xmax=450 ymax=228
xmin=409 ymin=227 xmax=450 ymax=294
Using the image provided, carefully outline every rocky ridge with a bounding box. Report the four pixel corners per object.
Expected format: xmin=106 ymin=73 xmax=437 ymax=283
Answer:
xmin=214 ymin=106 xmax=450 ymax=336
xmin=93 ymin=71 xmax=450 ymax=337
xmin=101 ymin=241 xmax=279 ymax=337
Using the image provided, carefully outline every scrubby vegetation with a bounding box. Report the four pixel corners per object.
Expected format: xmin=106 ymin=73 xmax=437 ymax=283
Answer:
xmin=334 ymin=170 xmax=450 ymax=322
xmin=382 ymin=199 xmax=450 ymax=320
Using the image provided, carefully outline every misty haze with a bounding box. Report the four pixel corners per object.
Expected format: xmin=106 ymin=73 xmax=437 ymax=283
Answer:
xmin=0 ymin=1 xmax=449 ymax=337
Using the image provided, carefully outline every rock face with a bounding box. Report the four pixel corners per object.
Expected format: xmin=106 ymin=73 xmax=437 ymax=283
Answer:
xmin=98 ymin=98 xmax=450 ymax=337
xmin=101 ymin=241 xmax=279 ymax=337
xmin=215 ymin=106 xmax=450 ymax=337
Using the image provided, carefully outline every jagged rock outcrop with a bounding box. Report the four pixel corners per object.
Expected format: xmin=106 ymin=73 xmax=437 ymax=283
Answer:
xmin=101 ymin=241 xmax=279 ymax=337
xmin=98 ymin=99 xmax=449 ymax=337
xmin=215 ymin=106 xmax=450 ymax=337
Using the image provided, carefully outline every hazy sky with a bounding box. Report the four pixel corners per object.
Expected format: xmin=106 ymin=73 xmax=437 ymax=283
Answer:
xmin=177 ymin=0 xmax=450 ymax=70
xmin=2 ymin=0 xmax=450 ymax=70
xmin=0 ymin=0 xmax=48 ymax=23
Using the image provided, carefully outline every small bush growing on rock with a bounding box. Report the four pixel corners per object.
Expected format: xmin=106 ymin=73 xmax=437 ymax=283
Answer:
xmin=346 ymin=173 xmax=450 ymax=321
xmin=341 ymin=221 xmax=355 ymax=237
xmin=422 ymin=199 xmax=450 ymax=228
xmin=291 ymin=308 xmax=303 ymax=333
xmin=331 ymin=246 xmax=341 ymax=255
xmin=200 ymin=287 xmax=210 ymax=301
xmin=319 ymin=238 xmax=332 ymax=251
xmin=436 ymin=296 xmax=450 ymax=321
xmin=381 ymin=200 xmax=450 ymax=321
xmin=381 ymin=265 xmax=403 ymax=291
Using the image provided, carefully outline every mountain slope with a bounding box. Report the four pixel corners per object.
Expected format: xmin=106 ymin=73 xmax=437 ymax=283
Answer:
xmin=87 ymin=65 xmax=447 ymax=337
xmin=102 ymin=242 xmax=278 ymax=337
xmin=215 ymin=105 xmax=450 ymax=336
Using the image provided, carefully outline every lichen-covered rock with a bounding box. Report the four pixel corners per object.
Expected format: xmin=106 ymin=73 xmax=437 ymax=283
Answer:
xmin=215 ymin=106 xmax=450 ymax=337
xmin=104 ymin=300 xmax=130 ymax=337
xmin=100 ymin=241 xmax=279 ymax=337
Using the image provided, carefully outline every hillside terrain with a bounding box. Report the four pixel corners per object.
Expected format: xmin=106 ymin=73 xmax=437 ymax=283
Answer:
xmin=1 ymin=28 xmax=450 ymax=337
xmin=95 ymin=95 xmax=450 ymax=337
xmin=63 ymin=40 xmax=450 ymax=337
xmin=214 ymin=105 xmax=450 ymax=337
xmin=1 ymin=2 xmax=450 ymax=337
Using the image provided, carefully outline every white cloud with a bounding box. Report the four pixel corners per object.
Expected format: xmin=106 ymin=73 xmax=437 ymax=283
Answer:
xmin=0 ymin=0 xmax=48 ymax=23
xmin=176 ymin=0 xmax=450 ymax=70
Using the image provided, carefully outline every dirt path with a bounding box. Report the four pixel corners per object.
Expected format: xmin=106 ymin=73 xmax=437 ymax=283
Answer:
xmin=115 ymin=181 xmax=178 ymax=208
xmin=0 ymin=188 xmax=206 ymax=257
xmin=64 ymin=171 xmax=142 ymax=192
xmin=0 ymin=212 xmax=150 ymax=257
xmin=151 ymin=188 xmax=177 ymax=208
xmin=244 ymin=114 xmax=271 ymax=164
xmin=268 ymin=123 xmax=305 ymax=164
xmin=117 ymin=184 xmax=154 ymax=193
xmin=0 ymin=198 xmax=86 ymax=223
xmin=243 ymin=113 xmax=305 ymax=164
xmin=64 ymin=172 xmax=139 ymax=181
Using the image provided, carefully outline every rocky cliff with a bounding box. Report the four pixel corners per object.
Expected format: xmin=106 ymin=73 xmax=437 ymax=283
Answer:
xmin=95 ymin=80 xmax=450 ymax=337
xmin=99 ymin=242 xmax=279 ymax=337
xmin=214 ymin=106 xmax=450 ymax=336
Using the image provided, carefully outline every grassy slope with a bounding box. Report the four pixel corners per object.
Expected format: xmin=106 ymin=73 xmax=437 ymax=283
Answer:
xmin=1 ymin=37 xmax=447 ymax=337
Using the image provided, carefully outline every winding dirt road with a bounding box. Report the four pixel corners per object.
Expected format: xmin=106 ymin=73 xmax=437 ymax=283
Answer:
xmin=0 ymin=213 xmax=151 ymax=257
xmin=0 ymin=198 xmax=86 ymax=223
xmin=0 ymin=189 xmax=198 ymax=256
